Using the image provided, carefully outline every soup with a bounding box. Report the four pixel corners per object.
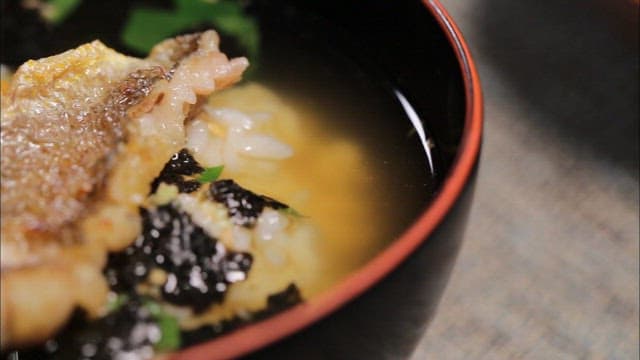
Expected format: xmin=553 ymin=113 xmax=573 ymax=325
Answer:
xmin=1 ymin=2 xmax=439 ymax=359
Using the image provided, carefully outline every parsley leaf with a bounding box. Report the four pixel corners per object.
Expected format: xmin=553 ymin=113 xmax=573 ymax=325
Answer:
xmin=122 ymin=0 xmax=259 ymax=60
xmin=143 ymin=298 xmax=181 ymax=351
xmin=197 ymin=165 xmax=224 ymax=183
xmin=44 ymin=0 xmax=82 ymax=24
xmin=122 ymin=7 xmax=191 ymax=54
xmin=106 ymin=293 xmax=129 ymax=312
xmin=281 ymin=207 xmax=305 ymax=218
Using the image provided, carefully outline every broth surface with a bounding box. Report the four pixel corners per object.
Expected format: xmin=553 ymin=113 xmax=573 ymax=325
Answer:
xmin=1 ymin=2 xmax=441 ymax=357
xmin=207 ymin=83 xmax=390 ymax=295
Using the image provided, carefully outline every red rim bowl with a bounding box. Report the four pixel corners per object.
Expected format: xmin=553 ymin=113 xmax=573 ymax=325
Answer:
xmin=173 ymin=1 xmax=483 ymax=358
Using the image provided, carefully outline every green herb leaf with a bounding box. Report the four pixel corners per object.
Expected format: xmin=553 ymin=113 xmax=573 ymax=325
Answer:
xmin=45 ymin=0 xmax=82 ymax=24
xmin=122 ymin=7 xmax=192 ymax=54
xmin=197 ymin=165 xmax=224 ymax=183
xmin=211 ymin=11 xmax=259 ymax=60
xmin=142 ymin=298 xmax=182 ymax=351
xmin=143 ymin=298 xmax=162 ymax=317
xmin=175 ymin=0 xmax=229 ymax=21
xmin=155 ymin=313 xmax=181 ymax=351
xmin=106 ymin=293 xmax=129 ymax=312
xmin=281 ymin=207 xmax=305 ymax=218
xmin=121 ymin=0 xmax=259 ymax=60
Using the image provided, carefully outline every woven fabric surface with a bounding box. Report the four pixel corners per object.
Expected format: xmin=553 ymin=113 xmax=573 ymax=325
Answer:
xmin=412 ymin=1 xmax=639 ymax=359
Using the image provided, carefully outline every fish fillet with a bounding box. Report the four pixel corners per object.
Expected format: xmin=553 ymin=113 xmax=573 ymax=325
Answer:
xmin=0 ymin=31 xmax=248 ymax=348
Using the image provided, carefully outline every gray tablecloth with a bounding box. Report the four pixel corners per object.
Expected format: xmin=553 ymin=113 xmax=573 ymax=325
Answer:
xmin=412 ymin=1 xmax=639 ymax=358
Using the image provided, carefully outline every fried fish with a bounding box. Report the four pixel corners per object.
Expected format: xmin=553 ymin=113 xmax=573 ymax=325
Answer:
xmin=0 ymin=31 xmax=248 ymax=348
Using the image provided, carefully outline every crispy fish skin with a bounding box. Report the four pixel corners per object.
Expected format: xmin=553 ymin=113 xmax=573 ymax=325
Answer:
xmin=0 ymin=40 xmax=158 ymax=349
xmin=1 ymin=41 xmax=147 ymax=233
xmin=80 ymin=31 xmax=249 ymax=252
xmin=0 ymin=31 xmax=248 ymax=349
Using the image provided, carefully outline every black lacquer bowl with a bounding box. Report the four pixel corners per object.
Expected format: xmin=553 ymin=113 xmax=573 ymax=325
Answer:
xmin=1 ymin=0 xmax=482 ymax=359
xmin=183 ymin=1 xmax=483 ymax=357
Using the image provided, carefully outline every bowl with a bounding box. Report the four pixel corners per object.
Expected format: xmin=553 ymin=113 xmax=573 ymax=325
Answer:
xmin=174 ymin=1 xmax=483 ymax=358
xmin=1 ymin=0 xmax=482 ymax=358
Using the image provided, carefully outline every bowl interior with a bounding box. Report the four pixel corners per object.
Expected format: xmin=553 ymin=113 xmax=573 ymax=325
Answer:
xmin=1 ymin=0 xmax=475 ymax=358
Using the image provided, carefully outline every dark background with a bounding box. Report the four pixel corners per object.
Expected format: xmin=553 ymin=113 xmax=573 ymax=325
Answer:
xmin=412 ymin=0 xmax=639 ymax=358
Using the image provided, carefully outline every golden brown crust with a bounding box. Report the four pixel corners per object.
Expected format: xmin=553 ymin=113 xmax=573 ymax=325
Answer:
xmin=0 ymin=42 xmax=147 ymax=233
xmin=0 ymin=31 xmax=248 ymax=349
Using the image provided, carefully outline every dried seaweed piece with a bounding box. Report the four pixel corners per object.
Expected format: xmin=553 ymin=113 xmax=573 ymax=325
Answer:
xmin=149 ymin=149 xmax=205 ymax=194
xmin=208 ymin=179 xmax=288 ymax=228
xmin=264 ymin=283 xmax=303 ymax=314
xmin=105 ymin=204 xmax=252 ymax=313
xmin=180 ymin=283 xmax=303 ymax=348
xmin=9 ymin=299 xmax=158 ymax=360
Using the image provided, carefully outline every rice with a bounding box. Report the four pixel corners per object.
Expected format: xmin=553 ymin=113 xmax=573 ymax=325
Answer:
xmin=187 ymin=106 xmax=293 ymax=171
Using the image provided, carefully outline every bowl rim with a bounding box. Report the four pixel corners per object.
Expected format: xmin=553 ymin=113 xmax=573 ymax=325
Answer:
xmin=173 ymin=1 xmax=483 ymax=359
